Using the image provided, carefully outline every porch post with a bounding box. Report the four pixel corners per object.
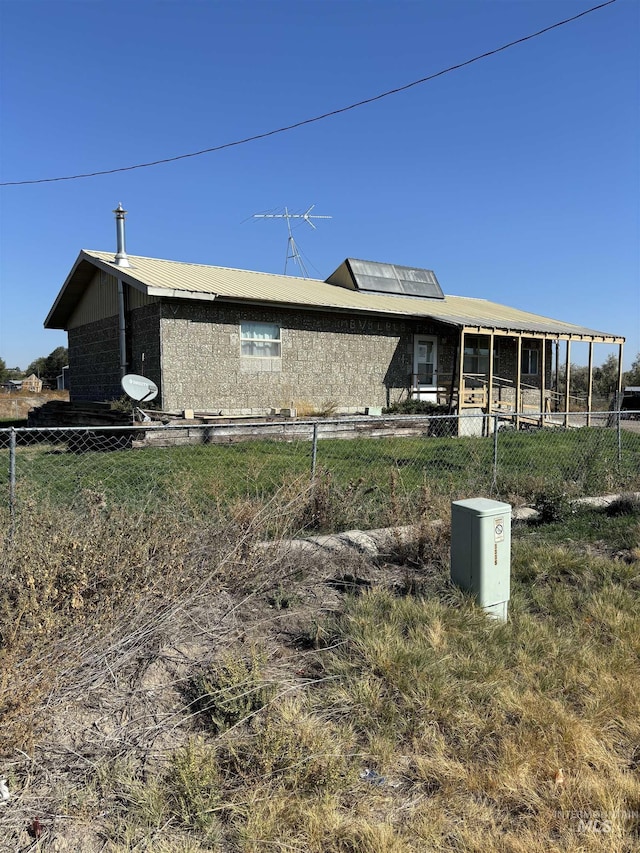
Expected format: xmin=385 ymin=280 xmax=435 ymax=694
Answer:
xmin=540 ymin=338 xmax=546 ymax=425
xmin=488 ymin=331 xmax=495 ymax=436
xmin=554 ymin=341 xmax=560 ymax=412
xmin=587 ymin=341 xmax=594 ymax=426
xmin=458 ymin=329 xmax=466 ymax=412
xmin=564 ymin=340 xmax=571 ymax=427
xmin=515 ymin=336 xmax=522 ymax=430
xmin=617 ymin=342 xmax=625 ymax=399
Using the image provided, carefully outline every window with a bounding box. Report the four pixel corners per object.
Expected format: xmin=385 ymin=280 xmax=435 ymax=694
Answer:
xmin=463 ymin=336 xmax=490 ymax=374
xmin=240 ymin=322 xmax=281 ymax=357
xmin=522 ymin=345 xmax=539 ymax=375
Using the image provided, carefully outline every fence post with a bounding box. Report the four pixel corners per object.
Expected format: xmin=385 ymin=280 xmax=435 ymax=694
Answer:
xmin=617 ymin=407 xmax=622 ymax=467
xmin=9 ymin=427 xmax=16 ymax=536
xmin=311 ymin=422 xmax=318 ymax=481
xmin=492 ymin=414 xmax=499 ymax=490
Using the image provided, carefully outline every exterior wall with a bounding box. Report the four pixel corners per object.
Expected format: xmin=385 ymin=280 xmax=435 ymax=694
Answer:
xmin=67 ymin=269 xmax=156 ymax=329
xmin=68 ymin=303 xmax=161 ymax=403
xmin=158 ymin=302 xmax=423 ymax=414
xmin=68 ymin=269 xmax=119 ymax=329
xmin=68 ymin=315 xmax=121 ymax=401
xmin=128 ymin=303 xmax=162 ymax=398
xmin=64 ymin=281 xmax=558 ymax=416
xmin=23 ymin=374 xmax=43 ymax=393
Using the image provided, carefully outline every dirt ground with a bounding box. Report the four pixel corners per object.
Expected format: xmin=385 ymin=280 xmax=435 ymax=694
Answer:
xmin=0 ymin=390 xmax=69 ymax=421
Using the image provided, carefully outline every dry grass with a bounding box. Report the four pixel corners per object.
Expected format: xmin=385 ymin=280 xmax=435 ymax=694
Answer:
xmin=0 ymin=490 xmax=639 ymax=851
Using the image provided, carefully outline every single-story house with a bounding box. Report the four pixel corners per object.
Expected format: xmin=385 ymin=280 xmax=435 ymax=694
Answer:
xmin=44 ymin=209 xmax=624 ymax=423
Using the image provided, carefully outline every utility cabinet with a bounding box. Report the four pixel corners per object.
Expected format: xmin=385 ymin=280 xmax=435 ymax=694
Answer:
xmin=450 ymin=498 xmax=512 ymax=621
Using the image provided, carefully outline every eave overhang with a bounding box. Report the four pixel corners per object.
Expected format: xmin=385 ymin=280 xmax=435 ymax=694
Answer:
xmin=44 ymin=250 xmax=624 ymax=346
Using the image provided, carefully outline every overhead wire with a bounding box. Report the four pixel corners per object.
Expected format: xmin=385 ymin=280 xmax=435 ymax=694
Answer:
xmin=0 ymin=0 xmax=618 ymax=188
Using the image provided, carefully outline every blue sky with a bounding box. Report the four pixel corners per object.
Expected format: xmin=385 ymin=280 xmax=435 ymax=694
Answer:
xmin=1 ymin=0 xmax=638 ymax=370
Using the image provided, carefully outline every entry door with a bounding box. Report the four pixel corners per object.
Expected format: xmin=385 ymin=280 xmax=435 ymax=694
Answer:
xmin=413 ymin=336 xmax=438 ymax=401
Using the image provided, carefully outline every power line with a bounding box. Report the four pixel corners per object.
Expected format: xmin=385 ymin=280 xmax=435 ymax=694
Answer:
xmin=0 ymin=0 xmax=618 ymax=188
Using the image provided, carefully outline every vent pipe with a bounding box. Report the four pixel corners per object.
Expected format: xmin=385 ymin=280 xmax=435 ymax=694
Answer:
xmin=113 ymin=203 xmax=131 ymax=267
xmin=113 ymin=204 xmax=129 ymax=377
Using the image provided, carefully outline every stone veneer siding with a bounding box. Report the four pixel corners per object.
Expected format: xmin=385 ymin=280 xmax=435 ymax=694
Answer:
xmin=68 ymin=315 xmax=121 ymax=402
xmin=68 ymin=304 xmax=162 ymax=403
xmin=158 ymin=302 xmax=428 ymax=414
xmin=67 ymin=295 xmax=555 ymax=415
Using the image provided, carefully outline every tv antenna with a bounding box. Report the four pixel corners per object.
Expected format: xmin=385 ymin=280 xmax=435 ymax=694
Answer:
xmin=252 ymin=205 xmax=332 ymax=277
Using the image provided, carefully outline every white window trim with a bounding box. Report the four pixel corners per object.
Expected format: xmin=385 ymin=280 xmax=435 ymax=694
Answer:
xmin=240 ymin=322 xmax=282 ymax=358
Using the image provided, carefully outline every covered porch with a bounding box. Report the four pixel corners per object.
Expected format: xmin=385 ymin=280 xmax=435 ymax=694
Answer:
xmin=410 ymin=322 xmax=625 ymax=429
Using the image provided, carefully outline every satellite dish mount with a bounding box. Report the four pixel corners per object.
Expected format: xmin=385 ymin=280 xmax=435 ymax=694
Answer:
xmin=121 ymin=374 xmax=158 ymax=423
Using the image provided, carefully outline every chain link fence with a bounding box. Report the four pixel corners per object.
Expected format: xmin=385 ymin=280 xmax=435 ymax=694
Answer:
xmin=2 ymin=411 xmax=640 ymax=532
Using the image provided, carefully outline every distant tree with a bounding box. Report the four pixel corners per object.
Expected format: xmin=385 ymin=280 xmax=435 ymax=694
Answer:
xmin=554 ymin=364 xmax=589 ymax=397
xmin=593 ymin=354 xmax=620 ymax=398
xmin=555 ymin=354 xmax=624 ymax=402
xmin=24 ymin=356 xmax=46 ymax=378
xmin=25 ymin=347 xmax=68 ymax=382
xmin=623 ymin=353 xmax=640 ymax=387
xmin=0 ymin=357 xmax=7 ymax=383
xmin=43 ymin=346 xmax=68 ymax=381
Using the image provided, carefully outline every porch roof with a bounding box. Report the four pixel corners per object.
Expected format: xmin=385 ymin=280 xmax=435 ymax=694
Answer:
xmin=45 ymin=250 xmax=624 ymax=344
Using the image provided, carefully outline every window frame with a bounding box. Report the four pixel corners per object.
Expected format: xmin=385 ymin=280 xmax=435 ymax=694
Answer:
xmin=522 ymin=344 xmax=540 ymax=376
xmin=463 ymin=335 xmax=491 ymax=375
xmin=240 ymin=321 xmax=282 ymax=358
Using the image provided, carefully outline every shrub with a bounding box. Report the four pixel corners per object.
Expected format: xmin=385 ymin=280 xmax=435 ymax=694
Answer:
xmin=186 ymin=649 xmax=271 ymax=734
xmin=534 ymin=490 xmax=573 ymax=524
xmin=383 ymin=399 xmax=449 ymax=415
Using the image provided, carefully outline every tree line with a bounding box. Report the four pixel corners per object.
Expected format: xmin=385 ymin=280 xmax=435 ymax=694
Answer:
xmin=0 ymin=347 xmax=68 ymax=385
xmin=555 ymin=353 xmax=640 ymax=400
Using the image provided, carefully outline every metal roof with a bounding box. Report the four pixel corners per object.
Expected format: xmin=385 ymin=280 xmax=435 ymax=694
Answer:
xmin=44 ymin=250 xmax=624 ymax=343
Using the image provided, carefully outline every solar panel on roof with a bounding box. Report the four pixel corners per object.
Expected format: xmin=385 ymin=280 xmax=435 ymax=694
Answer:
xmin=348 ymin=259 xmax=445 ymax=299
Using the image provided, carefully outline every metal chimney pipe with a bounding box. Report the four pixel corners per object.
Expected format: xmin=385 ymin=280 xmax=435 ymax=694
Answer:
xmin=113 ymin=203 xmax=131 ymax=267
xmin=113 ymin=204 xmax=130 ymax=377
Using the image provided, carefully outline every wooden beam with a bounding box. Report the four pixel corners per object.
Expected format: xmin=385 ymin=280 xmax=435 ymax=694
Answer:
xmin=488 ymin=331 xmax=495 ymax=432
xmin=460 ymin=327 xmax=624 ymax=345
xmin=617 ymin=342 xmax=625 ymax=401
xmin=564 ymin=340 xmax=571 ymax=427
xmin=554 ymin=340 xmax=560 ymax=412
xmin=587 ymin=341 xmax=594 ymax=427
xmin=540 ymin=339 xmax=546 ymax=424
xmin=515 ymin=337 xmax=522 ymax=430
xmin=458 ymin=329 xmax=466 ymax=413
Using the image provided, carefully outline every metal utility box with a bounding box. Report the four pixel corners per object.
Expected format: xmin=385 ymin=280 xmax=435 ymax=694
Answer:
xmin=450 ymin=498 xmax=512 ymax=621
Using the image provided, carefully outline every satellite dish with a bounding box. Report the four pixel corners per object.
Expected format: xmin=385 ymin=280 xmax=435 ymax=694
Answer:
xmin=121 ymin=374 xmax=158 ymax=403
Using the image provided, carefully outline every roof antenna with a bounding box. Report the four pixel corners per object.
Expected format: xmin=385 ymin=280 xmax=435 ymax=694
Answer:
xmin=252 ymin=205 xmax=331 ymax=277
xmin=113 ymin=203 xmax=131 ymax=267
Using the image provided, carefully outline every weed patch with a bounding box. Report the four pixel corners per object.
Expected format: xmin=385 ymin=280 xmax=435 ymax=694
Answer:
xmin=185 ymin=650 xmax=272 ymax=735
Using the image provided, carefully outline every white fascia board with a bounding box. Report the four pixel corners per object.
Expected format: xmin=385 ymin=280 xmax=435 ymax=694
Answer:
xmin=146 ymin=287 xmax=217 ymax=301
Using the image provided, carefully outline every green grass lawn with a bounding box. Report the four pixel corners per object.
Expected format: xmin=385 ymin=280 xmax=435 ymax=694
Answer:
xmin=2 ymin=426 xmax=639 ymax=529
